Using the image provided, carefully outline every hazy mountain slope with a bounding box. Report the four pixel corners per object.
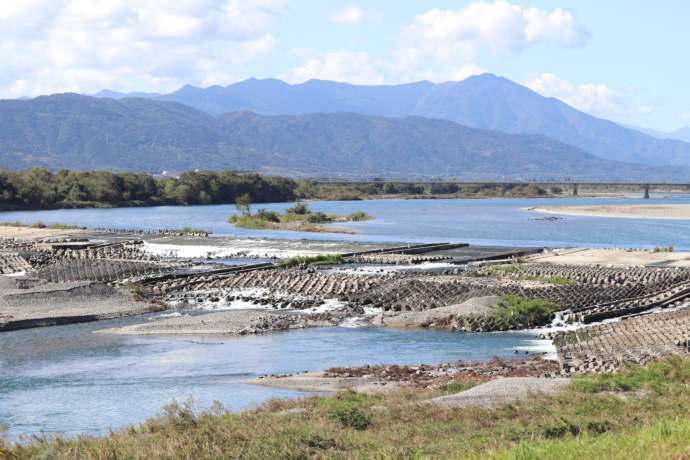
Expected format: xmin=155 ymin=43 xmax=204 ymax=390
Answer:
xmin=116 ymin=74 xmax=690 ymax=167
xmin=215 ymin=111 xmax=683 ymax=179
xmin=411 ymin=74 xmax=690 ymax=166
xmin=155 ymin=78 xmax=434 ymax=117
xmin=0 ymin=93 xmax=686 ymax=179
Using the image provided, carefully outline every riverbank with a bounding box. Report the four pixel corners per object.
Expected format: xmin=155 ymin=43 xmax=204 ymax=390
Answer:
xmin=6 ymin=357 xmax=690 ymax=459
xmin=527 ymin=203 xmax=690 ymax=220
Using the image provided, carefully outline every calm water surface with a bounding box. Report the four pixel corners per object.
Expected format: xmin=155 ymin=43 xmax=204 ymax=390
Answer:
xmin=1 ymin=195 xmax=689 ymax=441
xmin=0 ymin=194 xmax=688 ymax=248
xmin=0 ymin=315 xmax=544 ymax=440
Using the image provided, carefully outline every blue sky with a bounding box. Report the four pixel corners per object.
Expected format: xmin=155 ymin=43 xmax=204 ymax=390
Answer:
xmin=0 ymin=1 xmax=687 ymax=132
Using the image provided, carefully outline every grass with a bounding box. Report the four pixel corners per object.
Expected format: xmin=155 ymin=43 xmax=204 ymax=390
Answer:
xmin=471 ymin=294 xmax=557 ymax=329
xmin=346 ymin=211 xmax=374 ymax=221
xmin=179 ymin=226 xmax=211 ymax=235
xmin=276 ymin=254 xmax=345 ymax=268
xmin=46 ymin=223 xmax=85 ymax=230
xmin=7 ymin=357 xmax=690 ymax=459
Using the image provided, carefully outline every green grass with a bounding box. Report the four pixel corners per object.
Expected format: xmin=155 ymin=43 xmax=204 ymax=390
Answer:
xmin=8 ymin=357 xmax=690 ymax=459
xmin=227 ymin=214 xmax=269 ymax=229
xmin=179 ymin=226 xmax=211 ymax=235
xmin=483 ymin=294 xmax=556 ymax=329
xmin=346 ymin=211 xmax=374 ymax=221
xmin=276 ymin=254 xmax=345 ymax=268
xmin=46 ymin=223 xmax=85 ymax=230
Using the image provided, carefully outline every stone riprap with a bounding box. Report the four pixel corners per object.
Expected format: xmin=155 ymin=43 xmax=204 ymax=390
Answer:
xmin=543 ymin=307 xmax=690 ymax=376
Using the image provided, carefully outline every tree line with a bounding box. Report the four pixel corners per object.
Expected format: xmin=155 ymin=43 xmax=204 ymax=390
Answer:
xmin=0 ymin=167 xmax=297 ymax=210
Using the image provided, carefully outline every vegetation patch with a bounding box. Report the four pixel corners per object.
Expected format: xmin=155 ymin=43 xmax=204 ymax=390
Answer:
xmin=46 ymin=223 xmax=86 ymax=230
xmin=228 ymin=202 xmax=373 ymax=234
xmin=179 ymin=226 xmax=211 ymax=235
xmin=276 ymin=254 xmax=345 ymax=268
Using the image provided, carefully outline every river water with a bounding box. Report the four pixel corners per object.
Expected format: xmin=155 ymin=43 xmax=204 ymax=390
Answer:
xmin=1 ymin=194 xmax=689 ymax=441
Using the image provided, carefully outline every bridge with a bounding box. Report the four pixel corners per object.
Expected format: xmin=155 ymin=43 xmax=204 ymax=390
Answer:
xmin=315 ymin=181 xmax=690 ymax=199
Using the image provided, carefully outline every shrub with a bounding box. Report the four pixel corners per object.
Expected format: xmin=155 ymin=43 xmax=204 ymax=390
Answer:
xmin=306 ymin=211 xmax=331 ymax=223
xmin=256 ymin=208 xmax=281 ymax=222
xmin=346 ymin=211 xmax=373 ymax=221
xmin=328 ymin=406 xmax=372 ymax=430
xmin=487 ymin=294 xmax=556 ymax=329
xmin=285 ymin=202 xmax=310 ymax=215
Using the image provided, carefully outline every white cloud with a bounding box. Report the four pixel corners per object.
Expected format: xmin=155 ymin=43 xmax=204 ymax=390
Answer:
xmin=638 ymin=106 xmax=653 ymax=114
xmin=679 ymin=111 xmax=690 ymax=121
xmin=397 ymin=1 xmax=589 ymax=63
xmin=283 ymin=49 xmax=385 ymax=85
xmin=525 ymin=73 xmax=627 ymax=116
xmin=330 ymin=6 xmax=382 ymax=26
xmin=0 ymin=0 xmax=288 ymax=96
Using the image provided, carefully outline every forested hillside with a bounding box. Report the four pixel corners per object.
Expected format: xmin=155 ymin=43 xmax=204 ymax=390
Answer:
xmin=1 ymin=93 xmax=687 ymax=180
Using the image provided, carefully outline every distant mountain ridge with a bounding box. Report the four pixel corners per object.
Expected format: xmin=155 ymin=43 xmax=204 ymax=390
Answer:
xmin=622 ymin=123 xmax=690 ymax=144
xmin=91 ymin=74 xmax=690 ymax=168
xmin=0 ymin=93 xmax=687 ymax=180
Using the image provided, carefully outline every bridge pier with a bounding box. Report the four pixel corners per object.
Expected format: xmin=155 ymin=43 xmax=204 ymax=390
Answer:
xmin=644 ymin=184 xmax=650 ymax=199
xmin=572 ymin=183 xmax=578 ymax=196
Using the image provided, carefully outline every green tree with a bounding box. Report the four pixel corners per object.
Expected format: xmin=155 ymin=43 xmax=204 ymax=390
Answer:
xmin=235 ymin=193 xmax=252 ymax=215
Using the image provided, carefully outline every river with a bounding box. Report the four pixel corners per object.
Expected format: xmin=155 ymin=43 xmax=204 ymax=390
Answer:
xmin=1 ymin=194 xmax=688 ymax=441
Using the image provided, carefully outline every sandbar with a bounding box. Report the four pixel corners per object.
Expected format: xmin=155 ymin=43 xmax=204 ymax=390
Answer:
xmin=0 ymin=276 xmax=154 ymax=331
xmin=96 ymin=309 xmax=338 ymax=335
xmin=0 ymin=226 xmax=88 ymax=240
xmin=527 ymin=203 xmax=690 ymax=220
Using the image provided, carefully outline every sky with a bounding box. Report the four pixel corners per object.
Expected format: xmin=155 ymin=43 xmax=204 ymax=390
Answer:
xmin=0 ymin=0 xmax=688 ymax=132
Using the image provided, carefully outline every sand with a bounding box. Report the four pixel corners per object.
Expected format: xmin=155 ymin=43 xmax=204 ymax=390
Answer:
xmin=0 ymin=226 xmax=89 ymax=240
xmin=243 ymin=372 xmax=569 ymax=405
xmin=423 ymin=377 xmax=570 ymax=408
xmin=242 ymin=370 xmax=404 ymax=394
xmin=527 ymin=203 xmax=690 ymax=220
xmin=527 ymin=248 xmax=690 ymax=267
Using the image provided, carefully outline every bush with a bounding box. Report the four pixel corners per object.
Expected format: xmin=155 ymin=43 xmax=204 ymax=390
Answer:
xmin=328 ymin=406 xmax=372 ymax=430
xmin=346 ymin=211 xmax=373 ymax=221
xmin=256 ymin=208 xmax=281 ymax=222
xmin=306 ymin=211 xmax=331 ymax=223
xmin=488 ymin=294 xmax=556 ymax=329
xmin=285 ymin=202 xmax=310 ymax=215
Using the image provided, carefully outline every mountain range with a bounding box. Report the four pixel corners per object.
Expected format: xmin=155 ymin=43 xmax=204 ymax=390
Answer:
xmin=0 ymin=92 xmax=688 ymax=180
xmin=94 ymin=74 xmax=690 ymax=168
